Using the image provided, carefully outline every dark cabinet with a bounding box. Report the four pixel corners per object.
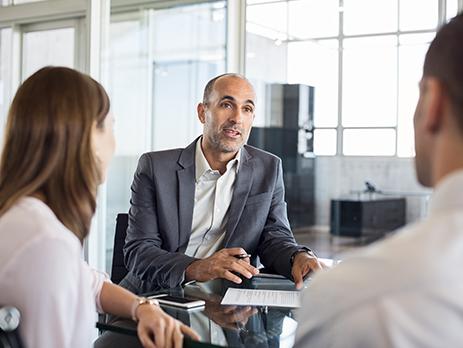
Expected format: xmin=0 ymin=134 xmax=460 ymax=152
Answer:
xmin=248 ymin=84 xmax=315 ymax=228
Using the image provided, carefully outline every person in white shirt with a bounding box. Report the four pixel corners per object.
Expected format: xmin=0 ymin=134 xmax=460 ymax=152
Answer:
xmin=0 ymin=66 xmax=199 ymax=348
xmin=295 ymin=13 xmax=463 ymax=348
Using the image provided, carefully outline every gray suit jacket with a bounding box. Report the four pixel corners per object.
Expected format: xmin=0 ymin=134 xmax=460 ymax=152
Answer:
xmin=124 ymin=138 xmax=304 ymax=288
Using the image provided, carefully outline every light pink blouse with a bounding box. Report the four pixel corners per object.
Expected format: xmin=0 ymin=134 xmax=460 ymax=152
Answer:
xmin=0 ymin=197 xmax=109 ymax=347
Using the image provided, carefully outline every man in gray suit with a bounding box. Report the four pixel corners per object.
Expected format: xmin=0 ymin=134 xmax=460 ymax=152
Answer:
xmin=124 ymin=73 xmax=323 ymax=289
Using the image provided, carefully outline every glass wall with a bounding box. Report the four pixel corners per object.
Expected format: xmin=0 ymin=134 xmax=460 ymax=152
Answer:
xmin=104 ymin=1 xmax=227 ymax=272
xmin=22 ymin=27 xmax=75 ymax=80
xmin=246 ymin=0 xmax=460 ymax=157
xmin=0 ymin=28 xmax=12 ymax=135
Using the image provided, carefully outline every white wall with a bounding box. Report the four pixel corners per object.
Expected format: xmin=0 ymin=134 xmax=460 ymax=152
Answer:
xmin=314 ymin=156 xmax=432 ymax=227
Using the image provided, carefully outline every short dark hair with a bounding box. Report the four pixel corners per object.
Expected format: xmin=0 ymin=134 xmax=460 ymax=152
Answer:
xmin=202 ymin=73 xmax=249 ymax=104
xmin=424 ymin=12 xmax=463 ymax=129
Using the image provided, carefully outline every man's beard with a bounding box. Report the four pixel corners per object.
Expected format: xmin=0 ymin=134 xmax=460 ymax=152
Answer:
xmin=209 ymin=131 xmax=244 ymax=153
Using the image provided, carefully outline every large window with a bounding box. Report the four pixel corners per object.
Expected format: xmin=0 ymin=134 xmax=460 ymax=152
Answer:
xmin=21 ymin=23 xmax=78 ymax=80
xmin=0 ymin=18 xmax=83 ymax=141
xmin=246 ymin=0 xmax=461 ymax=157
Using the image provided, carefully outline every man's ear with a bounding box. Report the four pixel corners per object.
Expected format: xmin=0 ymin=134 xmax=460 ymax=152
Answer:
xmin=197 ymin=103 xmax=206 ymax=124
xmin=422 ymin=77 xmax=445 ymax=134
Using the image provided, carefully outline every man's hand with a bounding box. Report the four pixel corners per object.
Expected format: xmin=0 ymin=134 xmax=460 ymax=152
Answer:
xmin=204 ymin=303 xmax=258 ymax=330
xmin=291 ymin=252 xmax=327 ymax=289
xmin=185 ymin=248 xmax=259 ymax=284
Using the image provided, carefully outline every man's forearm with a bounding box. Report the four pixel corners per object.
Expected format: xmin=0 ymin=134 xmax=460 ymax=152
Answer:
xmin=126 ymin=243 xmax=197 ymax=287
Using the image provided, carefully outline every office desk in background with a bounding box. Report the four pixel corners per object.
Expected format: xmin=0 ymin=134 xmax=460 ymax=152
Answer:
xmin=94 ymin=275 xmax=307 ymax=348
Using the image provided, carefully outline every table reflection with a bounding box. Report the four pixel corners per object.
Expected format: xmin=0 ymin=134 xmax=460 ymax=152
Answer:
xmin=95 ymin=276 xmax=301 ymax=348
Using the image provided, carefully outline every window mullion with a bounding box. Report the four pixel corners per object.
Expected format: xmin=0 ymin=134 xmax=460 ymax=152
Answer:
xmin=395 ymin=0 xmax=400 ymax=156
xmin=337 ymin=0 xmax=343 ymax=156
xmin=438 ymin=0 xmax=446 ymax=26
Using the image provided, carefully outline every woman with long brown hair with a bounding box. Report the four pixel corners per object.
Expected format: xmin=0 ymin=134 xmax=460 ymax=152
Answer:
xmin=0 ymin=66 xmax=199 ymax=348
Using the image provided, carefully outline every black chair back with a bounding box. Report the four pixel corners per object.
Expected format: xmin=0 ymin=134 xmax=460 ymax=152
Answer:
xmin=0 ymin=306 xmax=22 ymax=348
xmin=111 ymin=213 xmax=129 ymax=284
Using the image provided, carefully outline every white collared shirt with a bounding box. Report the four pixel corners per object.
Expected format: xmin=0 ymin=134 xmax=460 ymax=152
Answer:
xmin=295 ymin=170 xmax=463 ymax=348
xmin=0 ymin=197 xmax=109 ymax=348
xmin=185 ymin=138 xmax=241 ymax=259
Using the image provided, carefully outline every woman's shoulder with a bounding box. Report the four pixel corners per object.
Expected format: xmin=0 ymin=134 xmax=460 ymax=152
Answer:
xmin=0 ymin=197 xmax=81 ymax=268
xmin=4 ymin=196 xmax=78 ymax=236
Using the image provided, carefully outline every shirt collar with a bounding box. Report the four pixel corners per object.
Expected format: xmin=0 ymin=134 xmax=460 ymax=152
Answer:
xmin=428 ymin=169 xmax=463 ymax=216
xmin=195 ymin=137 xmax=241 ymax=182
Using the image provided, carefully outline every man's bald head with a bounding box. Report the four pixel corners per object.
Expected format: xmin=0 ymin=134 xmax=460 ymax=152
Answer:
xmin=202 ymin=73 xmax=253 ymax=105
xmin=197 ymin=73 xmax=256 ymax=156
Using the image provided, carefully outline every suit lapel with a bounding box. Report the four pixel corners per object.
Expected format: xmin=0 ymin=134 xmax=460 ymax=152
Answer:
xmin=223 ymin=148 xmax=253 ymax=247
xmin=177 ymin=139 xmax=198 ymax=252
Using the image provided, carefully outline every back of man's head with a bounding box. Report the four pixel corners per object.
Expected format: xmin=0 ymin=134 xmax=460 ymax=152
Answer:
xmin=424 ymin=13 xmax=463 ymax=130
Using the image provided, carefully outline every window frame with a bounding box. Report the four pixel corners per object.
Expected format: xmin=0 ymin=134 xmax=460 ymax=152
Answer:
xmin=245 ymin=0 xmax=462 ymax=157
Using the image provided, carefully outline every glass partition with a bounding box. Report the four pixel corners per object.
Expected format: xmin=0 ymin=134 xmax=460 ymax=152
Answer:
xmin=104 ymin=1 xmax=227 ymax=272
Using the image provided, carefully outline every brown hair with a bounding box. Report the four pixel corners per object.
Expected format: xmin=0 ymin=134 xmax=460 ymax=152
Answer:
xmin=424 ymin=12 xmax=463 ymax=129
xmin=0 ymin=66 xmax=110 ymax=242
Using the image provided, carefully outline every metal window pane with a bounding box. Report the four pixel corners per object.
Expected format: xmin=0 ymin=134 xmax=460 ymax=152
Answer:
xmin=288 ymin=0 xmax=339 ymax=39
xmin=399 ymin=0 xmax=438 ymax=31
xmin=343 ymin=128 xmax=396 ymax=156
xmin=288 ymin=39 xmax=338 ymax=127
xmin=246 ymin=2 xmax=288 ymax=40
xmin=397 ymin=33 xmax=433 ymax=157
xmin=22 ymin=27 xmax=75 ymax=80
xmin=107 ymin=19 xmax=149 ymax=156
xmin=343 ymin=0 xmax=398 ymax=35
xmin=152 ymin=3 xmax=226 ymax=57
xmin=342 ymin=36 xmax=397 ymax=128
xmin=314 ymin=129 xmax=337 ymax=156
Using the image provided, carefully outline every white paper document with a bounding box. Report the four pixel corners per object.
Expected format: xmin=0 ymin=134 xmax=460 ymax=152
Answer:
xmin=221 ymin=288 xmax=301 ymax=308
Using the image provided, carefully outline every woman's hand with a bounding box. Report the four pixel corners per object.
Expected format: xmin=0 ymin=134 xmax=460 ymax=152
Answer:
xmin=136 ymin=304 xmax=200 ymax=348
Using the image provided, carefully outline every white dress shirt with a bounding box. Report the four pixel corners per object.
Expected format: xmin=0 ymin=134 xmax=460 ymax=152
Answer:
xmin=295 ymin=170 xmax=463 ymax=348
xmin=185 ymin=138 xmax=240 ymax=259
xmin=0 ymin=197 xmax=109 ymax=348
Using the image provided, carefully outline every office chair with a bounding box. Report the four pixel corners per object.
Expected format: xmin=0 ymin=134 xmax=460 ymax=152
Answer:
xmin=0 ymin=306 xmax=22 ymax=348
xmin=111 ymin=213 xmax=129 ymax=284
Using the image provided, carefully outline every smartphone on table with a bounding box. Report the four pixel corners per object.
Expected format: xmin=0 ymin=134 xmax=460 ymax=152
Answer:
xmin=147 ymin=294 xmax=205 ymax=309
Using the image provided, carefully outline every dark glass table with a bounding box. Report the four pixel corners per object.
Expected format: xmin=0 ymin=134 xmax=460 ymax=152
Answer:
xmin=94 ymin=274 xmax=304 ymax=348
